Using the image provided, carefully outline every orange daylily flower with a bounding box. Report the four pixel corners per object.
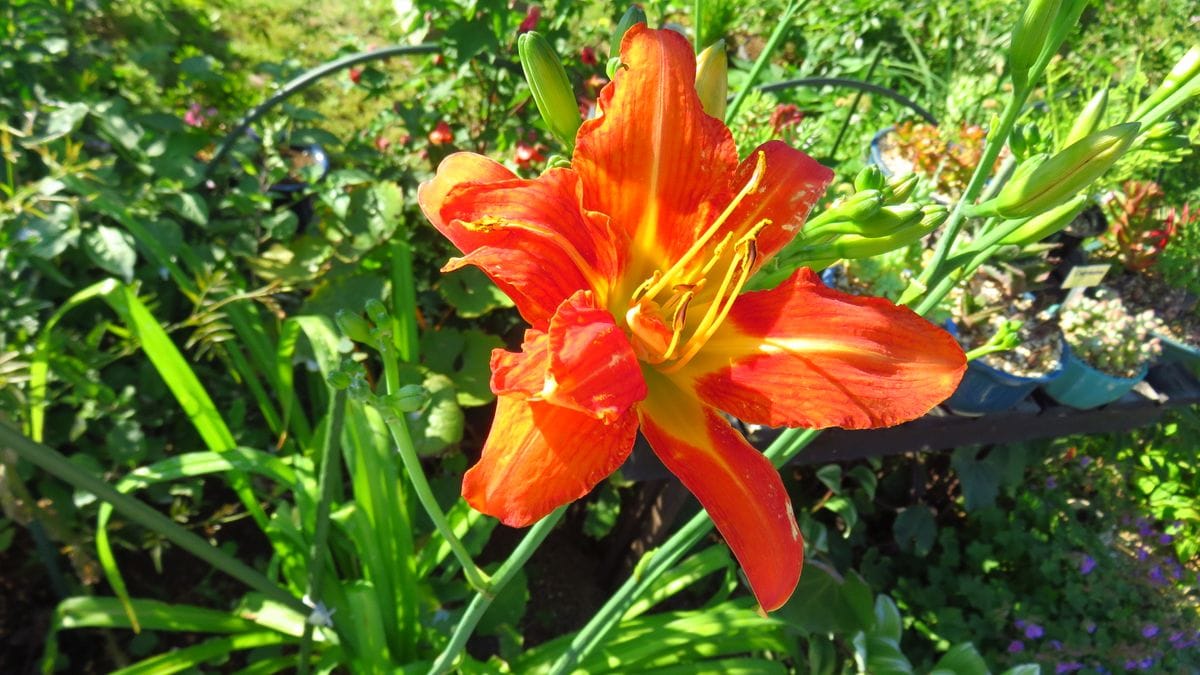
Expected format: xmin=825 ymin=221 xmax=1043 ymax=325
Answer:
xmin=419 ymin=25 xmax=966 ymax=611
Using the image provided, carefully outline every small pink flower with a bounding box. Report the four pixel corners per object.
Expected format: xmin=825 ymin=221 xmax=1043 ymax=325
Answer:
xmin=428 ymin=121 xmax=454 ymax=146
xmin=518 ymin=5 xmax=541 ymax=33
xmin=580 ymin=46 xmax=598 ymax=66
xmin=183 ymin=103 xmax=206 ymax=127
xmin=375 ymin=136 xmax=392 ymax=152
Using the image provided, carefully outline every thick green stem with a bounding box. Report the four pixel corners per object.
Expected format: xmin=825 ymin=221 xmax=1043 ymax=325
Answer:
xmin=0 ymin=421 xmax=306 ymax=615
xmin=428 ymin=507 xmax=565 ymax=675
xmin=376 ymin=340 xmax=490 ymax=593
xmin=297 ymin=389 xmax=347 ymax=675
xmin=912 ymin=85 xmax=1029 ymax=296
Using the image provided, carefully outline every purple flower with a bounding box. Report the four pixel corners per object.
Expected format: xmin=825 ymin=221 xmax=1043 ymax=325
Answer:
xmin=1137 ymin=547 xmax=1149 ymax=561
xmin=1025 ymin=623 xmax=1045 ymax=639
xmin=1055 ymin=663 xmax=1084 ymax=674
xmin=1050 ymin=639 xmax=1064 ymax=650
xmin=1137 ymin=518 xmax=1153 ymax=536
xmin=1015 ymin=618 xmax=1027 ymax=630
xmin=1143 ymin=624 xmax=1159 ymax=638
xmin=1080 ymin=554 xmax=1097 ymax=575
xmin=1169 ymin=631 xmax=1185 ymax=645
xmin=1079 ymin=456 xmax=1093 ymax=467
xmin=1149 ymin=566 xmax=1165 ymax=585
xmin=1045 ymin=477 xmax=1058 ymax=489
xmin=1125 ymin=660 xmax=1140 ymax=671
xmin=1139 ymin=657 xmax=1154 ymax=669
xmin=1159 ymin=533 xmax=1174 ymax=545
xmin=1008 ymin=640 xmax=1025 ymax=653
xmin=1086 ymin=621 xmax=1097 ymax=634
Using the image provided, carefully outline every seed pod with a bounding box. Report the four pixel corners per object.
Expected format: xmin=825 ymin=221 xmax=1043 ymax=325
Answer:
xmin=694 ymin=41 xmax=728 ymax=119
xmin=1062 ymin=89 xmax=1108 ymax=147
xmin=998 ymin=194 xmax=1089 ymax=246
xmin=1009 ymin=0 xmax=1062 ymax=87
xmin=519 ymin=31 xmax=583 ymax=149
xmin=987 ymin=123 xmax=1138 ymax=219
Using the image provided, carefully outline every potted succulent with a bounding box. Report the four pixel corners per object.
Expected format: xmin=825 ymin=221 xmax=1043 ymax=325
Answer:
xmin=1042 ymin=288 xmax=1162 ymax=409
xmin=941 ymin=274 xmax=1065 ymax=414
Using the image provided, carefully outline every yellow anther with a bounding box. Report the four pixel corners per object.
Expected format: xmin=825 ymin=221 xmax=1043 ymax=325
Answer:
xmin=640 ymin=150 xmax=767 ymax=302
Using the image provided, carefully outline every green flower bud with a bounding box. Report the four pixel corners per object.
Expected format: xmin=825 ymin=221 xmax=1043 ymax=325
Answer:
xmin=519 ymin=31 xmax=582 ymax=150
xmin=1146 ymin=121 xmax=1180 ymax=139
xmin=850 ymin=202 xmax=923 ymax=238
xmin=1009 ymin=0 xmax=1062 ymax=87
xmin=798 ymin=204 xmax=943 ymax=262
xmin=1062 ymin=89 xmax=1108 ymax=147
xmin=1132 ymin=46 xmax=1200 ymax=125
xmin=365 ymin=299 xmax=391 ymax=327
xmin=884 ymin=172 xmax=919 ymax=204
xmin=611 ymin=5 xmax=648 ymax=57
xmin=336 ymin=310 xmax=373 ymax=344
xmin=854 ymin=165 xmax=886 ymax=193
xmin=984 ymin=123 xmax=1138 ymax=219
xmin=694 ymin=41 xmax=728 ymax=120
xmin=998 ymin=193 xmax=1088 ymax=246
xmin=803 ymin=190 xmax=884 ymax=235
xmin=1140 ymin=136 xmax=1192 ymax=153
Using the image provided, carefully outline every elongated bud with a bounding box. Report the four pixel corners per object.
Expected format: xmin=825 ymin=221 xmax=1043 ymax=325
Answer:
xmin=611 ymin=5 xmax=647 ymax=57
xmin=1009 ymin=0 xmax=1061 ymax=87
xmin=1132 ymin=46 xmax=1200 ymax=124
xmin=855 ymin=165 xmax=885 ymax=193
xmin=801 ymin=205 xmax=943 ymax=261
xmin=1146 ymin=121 xmax=1179 ymax=139
xmin=1141 ymin=135 xmax=1192 ymax=153
xmin=336 ymin=310 xmax=373 ymax=344
xmin=884 ymin=172 xmax=918 ymax=204
xmin=365 ymin=299 xmax=391 ymax=326
xmin=998 ymin=194 xmax=1089 ymax=246
xmin=984 ymin=123 xmax=1138 ymax=219
xmin=850 ymin=202 xmax=923 ymax=238
xmin=1062 ymin=89 xmax=1108 ymax=147
xmin=519 ymin=31 xmax=582 ymax=150
xmin=694 ymin=41 xmax=727 ymax=119
xmin=804 ymin=190 xmax=883 ymax=233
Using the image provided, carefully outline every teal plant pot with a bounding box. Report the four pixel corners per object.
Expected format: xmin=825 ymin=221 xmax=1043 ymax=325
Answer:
xmin=1154 ymin=332 xmax=1200 ymax=375
xmin=946 ymin=356 xmax=1065 ymax=414
xmin=1041 ymin=339 xmax=1149 ymax=409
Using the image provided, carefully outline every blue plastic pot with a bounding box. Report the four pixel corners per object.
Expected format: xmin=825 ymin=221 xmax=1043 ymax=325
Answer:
xmin=1041 ymin=339 xmax=1149 ymax=409
xmin=868 ymin=127 xmax=896 ymax=177
xmin=946 ymin=356 xmax=1065 ymax=414
xmin=1154 ymin=332 xmax=1200 ymax=375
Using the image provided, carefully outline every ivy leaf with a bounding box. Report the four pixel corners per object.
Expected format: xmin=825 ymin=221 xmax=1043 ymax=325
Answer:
xmin=951 ymin=447 xmax=1000 ymax=511
xmin=83 ymin=225 xmax=137 ymax=282
xmin=438 ymin=266 xmax=514 ymax=318
xmin=893 ymin=506 xmax=937 ymax=557
xmin=777 ymin=561 xmax=874 ymax=635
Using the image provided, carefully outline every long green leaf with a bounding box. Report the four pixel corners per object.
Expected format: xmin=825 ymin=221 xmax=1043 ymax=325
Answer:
xmin=112 ymin=631 xmax=292 ymax=675
xmin=95 ymin=448 xmax=304 ymax=631
xmin=621 ymin=546 xmax=733 ymax=620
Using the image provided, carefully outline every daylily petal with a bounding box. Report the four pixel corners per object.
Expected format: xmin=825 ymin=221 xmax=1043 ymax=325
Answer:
xmin=546 ymin=291 xmax=646 ymax=421
xmin=638 ymin=371 xmax=803 ymax=612
xmin=574 ymin=24 xmax=738 ymax=279
xmin=489 ymin=291 xmax=647 ymax=421
xmin=726 ymin=140 xmax=833 ymax=272
xmin=683 ymin=268 xmax=967 ymax=429
xmin=419 ymin=153 xmax=622 ymax=327
xmin=462 ymin=396 xmax=639 ymax=527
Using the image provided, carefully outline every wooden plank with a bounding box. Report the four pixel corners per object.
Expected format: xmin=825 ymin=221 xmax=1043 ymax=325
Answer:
xmin=621 ymin=363 xmax=1200 ymax=481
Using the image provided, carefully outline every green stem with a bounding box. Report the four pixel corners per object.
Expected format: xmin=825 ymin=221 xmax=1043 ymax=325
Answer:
xmin=0 ymin=421 xmax=306 ymax=616
xmin=724 ymin=0 xmax=806 ymax=124
xmin=297 ymin=388 xmax=346 ymax=675
xmin=376 ymin=340 xmax=490 ymax=593
xmin=389 ymin=241 xmax=421 ymax=363
xmin=911 ymin=85 xmax=1029 ymax=295
xmin=547 ymin=428 xmax=820 ymax=674
xmin=429 ymin=507 xmax=565 ymax=675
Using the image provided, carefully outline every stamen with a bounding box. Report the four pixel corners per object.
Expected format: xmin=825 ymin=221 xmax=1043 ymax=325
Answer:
xmin=463 ymin=217 xmax=608 ymax=299
xmin=638 ymin=150 xmax=767 ymax=302
xmin=662 ymin=235 xmax=759 ymax=373
xmin=660 ymin=289 xmax=693 ymax=361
